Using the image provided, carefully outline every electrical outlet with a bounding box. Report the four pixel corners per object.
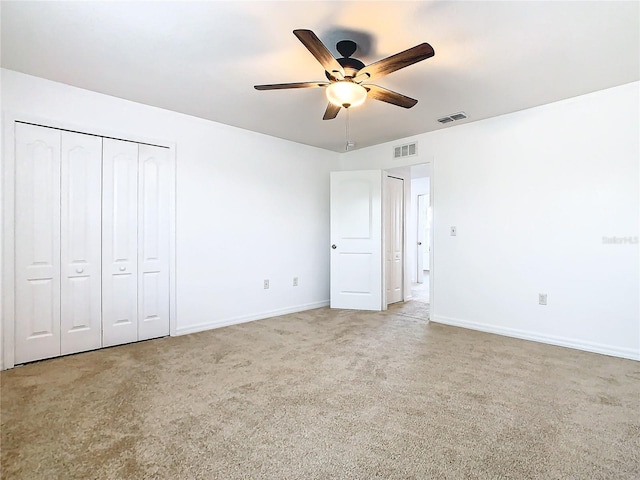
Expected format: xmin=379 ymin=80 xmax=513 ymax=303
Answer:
xmin=450 ymin=226 xmax=457 ymax=236
xmin=264 ymin=279 xmax=269 ymax=289
xmin=538 ymin=293 xmax=547 ymax=305
xmin=293 ymin=277 xmax=299 ymax=287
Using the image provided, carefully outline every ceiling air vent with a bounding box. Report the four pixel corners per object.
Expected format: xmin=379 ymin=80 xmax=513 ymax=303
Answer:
xmin=393 ymin=142 xmax=418 ymax=159
xmin=437 ymin=111 xmax=468 ymax=124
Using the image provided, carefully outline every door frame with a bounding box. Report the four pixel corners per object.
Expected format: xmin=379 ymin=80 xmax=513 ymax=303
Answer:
xmin=1 ymin=112 xmax=177 ymax=370
xmin=382 ymin=162 xmax=434 ymax=316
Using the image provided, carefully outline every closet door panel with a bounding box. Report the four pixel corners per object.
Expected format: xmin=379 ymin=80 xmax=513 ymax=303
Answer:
xmin=14 ymin=123 xmax=62 ymax=364
xmin=138 ymin=144 xmax=171 ymax=340
xmin=60 ymin=132 xmax=103 ymax=355
xmin=102 ymin=139 xmax=139 ymax=347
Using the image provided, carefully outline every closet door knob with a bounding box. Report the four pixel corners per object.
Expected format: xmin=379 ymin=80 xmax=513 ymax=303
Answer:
xmin=75 ymin=268 xmax=84 ymax=274
xmin=119 ymin=266 xmax=126 ymax=272
xmin=331 ymin=244 xmax=337 ymax=249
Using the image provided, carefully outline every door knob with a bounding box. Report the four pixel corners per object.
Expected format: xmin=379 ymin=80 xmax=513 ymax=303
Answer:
xmin=119 ymin=266 xmax=126 ymax=271
xmin=418 ymin=242 xmax=422 ymax=245
xmin=331 ymin=244 xmax=337 ymax=249
xmin=75 ymin=268 xmax=84 ymax=274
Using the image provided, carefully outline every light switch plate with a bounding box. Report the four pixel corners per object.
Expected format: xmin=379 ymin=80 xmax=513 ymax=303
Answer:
xmin=450 ymin=226 xmax=457 ymax=236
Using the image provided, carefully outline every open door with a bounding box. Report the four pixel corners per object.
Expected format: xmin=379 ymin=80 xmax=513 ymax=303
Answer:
xmin=385 ymin=176 xmax=404 ymax=305
xmin=330 ymin=170 xmax=382 ymax=311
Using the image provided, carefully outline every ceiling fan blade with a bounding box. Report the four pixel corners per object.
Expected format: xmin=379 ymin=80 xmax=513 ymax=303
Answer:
xmin=254 ymin=82 xmax=328 ymax=90
xmin=354 ymin=43 xmax=434 ymax=82
xmin=323 ymin=103 xmax=341 ymax=120
xmin=365 ymin=84 xmax=418 ymax=108
xmin=293 ymin=29 xmax=345 ymax=79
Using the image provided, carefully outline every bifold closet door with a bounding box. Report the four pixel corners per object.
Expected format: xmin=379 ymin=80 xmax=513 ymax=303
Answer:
xmin=14 ymin=126 xmax=172 ymax=362
xmin=102 ymin=139 xmax=139 ymax=347
xmin=60 ymin=132 xmax=103 ymax=355
xmin=15 ymin=125 xmax=103 ymax=363
xmin=14 ymin=123 xmax=62 ymax=364
xmin=138 ymin=144 xmax=171 ymax=341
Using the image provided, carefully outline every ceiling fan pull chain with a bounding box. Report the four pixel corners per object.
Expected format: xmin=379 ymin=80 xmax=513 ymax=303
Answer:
xmin=344 ymin=108 xmax=356 ymax=151
xmin=346 ymin=107 xmax=349 ymax=142
xmin=345 ymin=108 xmax=350 ymax=151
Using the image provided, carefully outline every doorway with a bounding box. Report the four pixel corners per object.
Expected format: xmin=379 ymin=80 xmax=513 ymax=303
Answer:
xmin=409 ymin=164 xmax=431 ymax=306
xmin=329 ymin=163 xmax=433 ymax=316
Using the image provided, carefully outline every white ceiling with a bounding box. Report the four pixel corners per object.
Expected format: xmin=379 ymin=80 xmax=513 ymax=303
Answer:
xmin=2 ymin=1 xmax=638 ymax=152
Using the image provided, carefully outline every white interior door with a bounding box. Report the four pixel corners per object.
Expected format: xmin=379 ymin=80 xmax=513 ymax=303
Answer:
xmin=14 ymin=123 xmax=62 ymax=364
xmin=417 ymin=194 xmax=426 ymax=282
xmin=102 ymin=138 xmax=139 ymax=347
xmin=330 ymin=170 xmax=382 ymax=311
xmin=137 ymin=144 xmax=171 ymax=340
xmin=385 ymin=176 xmax=404 ymax=305
xmin=60 ymin=132 xmax=103 ymax=355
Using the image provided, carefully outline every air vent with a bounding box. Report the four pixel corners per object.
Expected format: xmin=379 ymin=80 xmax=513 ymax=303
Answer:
xmin=393 ymin=142 xmax=418 ymax=159
xmin=450 ymin=112 xmax=467 ymax=121
xmin=437 ymin=116 xmax=454 ymax=124
xmin=437 ymin=111 xmax=468 ymax=124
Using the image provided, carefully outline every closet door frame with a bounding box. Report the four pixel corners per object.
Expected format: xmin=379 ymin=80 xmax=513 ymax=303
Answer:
xmin=1 ymin=113 xmax=177 ymax=370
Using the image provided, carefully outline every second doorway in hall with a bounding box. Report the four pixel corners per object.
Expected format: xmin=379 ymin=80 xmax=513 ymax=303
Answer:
xmin=412 ymin=166 xmax=431 ymax=287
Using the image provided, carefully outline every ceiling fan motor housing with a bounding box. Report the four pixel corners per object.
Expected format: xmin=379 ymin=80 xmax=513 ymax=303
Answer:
xmin=325 ymin=57 xmax=365 ymax=80
xmin=324 ymin=40 xmax=366 ymax=80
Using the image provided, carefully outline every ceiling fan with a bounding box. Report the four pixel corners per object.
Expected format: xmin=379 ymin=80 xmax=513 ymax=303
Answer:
xmin=254 ymin=29 xmax=435 ymax=120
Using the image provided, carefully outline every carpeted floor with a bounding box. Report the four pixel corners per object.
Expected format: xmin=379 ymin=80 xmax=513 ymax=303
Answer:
xmin=1 ymin=303 xmax=639 ymax=479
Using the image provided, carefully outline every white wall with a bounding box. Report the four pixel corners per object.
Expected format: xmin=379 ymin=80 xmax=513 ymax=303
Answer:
xmin=340 ymin=82 xmax=640 ymax=360
xmin=1 ymin=69 xmax=339 ymax=350
xmin=2 ymin=69 xmax=637 ymax=363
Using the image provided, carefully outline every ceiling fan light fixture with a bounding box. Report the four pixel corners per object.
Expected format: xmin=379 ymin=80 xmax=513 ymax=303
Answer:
xmin=326 ymin=81 xmax=367 ymax=108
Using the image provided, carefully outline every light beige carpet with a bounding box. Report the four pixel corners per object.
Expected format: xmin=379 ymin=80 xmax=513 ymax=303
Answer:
xmin=1 ymin=304 xmax=639 ymax=479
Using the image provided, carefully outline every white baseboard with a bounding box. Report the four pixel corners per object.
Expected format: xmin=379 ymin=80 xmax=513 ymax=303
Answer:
xmin=175 ymin=300 xmax=330 ymax=336
xmin=431 ymin=315 xmax=640 ymax=361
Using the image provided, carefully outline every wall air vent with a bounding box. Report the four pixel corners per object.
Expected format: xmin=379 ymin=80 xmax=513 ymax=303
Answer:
xmin=393 ymin=142 xmax=418 ymax=159
xmin=437 ymin=112 xmax=468 ymax=124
